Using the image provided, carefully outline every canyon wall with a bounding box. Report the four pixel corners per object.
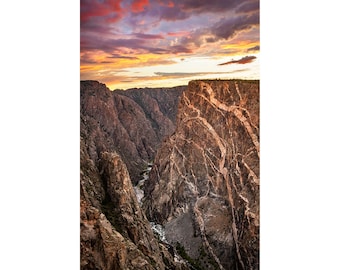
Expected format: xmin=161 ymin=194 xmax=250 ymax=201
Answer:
xmin=80 ymin=81 xmax=188 ymax=270
xmin=81 ymin=80 xmax=185 ymax=184
xmin=143 ymin=80 xmax=259 ymax=270
xmin=80 ymin=79 xmax=259 ymax=270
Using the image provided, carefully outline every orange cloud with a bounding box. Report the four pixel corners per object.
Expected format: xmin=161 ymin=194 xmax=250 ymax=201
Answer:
xmin=219 ymin=40 xmax=259 ymax=56
xmin=80 ymin=50 xmax=177 ymax=78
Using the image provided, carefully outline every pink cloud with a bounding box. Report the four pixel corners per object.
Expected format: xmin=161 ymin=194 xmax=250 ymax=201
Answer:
xmin=167 ymin=31 xmax=190 ymax=37
xmin=81 ymin=0 xmax=123 ymax=23
xmin=131 ymin=0 xmax=149 ymax=13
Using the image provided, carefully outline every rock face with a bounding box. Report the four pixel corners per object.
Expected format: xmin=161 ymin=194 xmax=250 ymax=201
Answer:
xmin=81 ymin=80 xmax=185 ymax=185
xmin=80 ymin=151 xmax=182 ymax=270
xmin=143 ymin=80 xmax=260 ymax=269
xmin=80 ymin=81 xmax=189 ymax=270
xmin=80 ymin=79 xmax=259 ymax=270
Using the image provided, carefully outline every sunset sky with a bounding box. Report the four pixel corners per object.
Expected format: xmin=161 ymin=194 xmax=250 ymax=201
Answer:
xmin=80 ymin=0 xmax=259 ymax=90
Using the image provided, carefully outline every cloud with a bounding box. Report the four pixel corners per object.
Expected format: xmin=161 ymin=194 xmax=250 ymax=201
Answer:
xmin=141 ymin=0 xmax=238 ymax=22
xmin=144 ymin=0 xmax=258 ymax=22
xmin=235 ymin=0 xmax=260 ymax=14
xmin=247 ymin=45 xmax=260 ymax=52
xmin=159 ymin=0 xmax=250 ymax=17
xmin=154 ymin=72 xmax=201 ymax=77
xmin=81 ymin=0 xmax=259 ymax=58
xmin=167 ymin=31 xmax=191 ymax=37
xmin=108 ymin=54 xmax=140 ymax=60
xmin=169 ymin=45 xmax=193 ymax=54
xmin=81 ymin=30 xmax=192 ymax=56
xmin=211 ymin=13 xmax=259 ymax=41
xmin=154 ymin=70 xmax=248 ymax=78
xmin=81 ymin=37 xmax=145 ymax=53
xmin=133 ymin=33 xmax=164 ymax=39
xmin=142 ymin=58 xmax=177 ymax=66
xmin=120 ymin=80 xmax=134 ymax=83
xmin=218 ymin=55 xmax=256 ymax=65
xmin=81 ymin=0 xmax=123 ymax=23
xmin=177 ymin=0 xmax=240 ymax=13
xmin=175 ymin=10 xmax=259 ymax=52
xmin=159 ymin=6 xmax=190 ymax=21
xmin=131 ymin=0 xmax=149 ymax=13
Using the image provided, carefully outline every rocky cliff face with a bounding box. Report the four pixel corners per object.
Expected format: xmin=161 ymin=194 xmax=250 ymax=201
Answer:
xmin=80 ymin=79 xmax=259 ymax=270
xmin=80 ymin=81 xmax=189 ymax=270
xmin=81 ymin=81 xmax=185 ymax=185
xmin=143 ymin=80 xmax=259 ymax=270
xmin=80 ymin=150 xmax=185 ymax=270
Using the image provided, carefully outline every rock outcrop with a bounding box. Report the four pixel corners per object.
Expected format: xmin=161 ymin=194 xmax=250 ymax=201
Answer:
xmin=143 ymin=80 xmax=260 ymax=270
xmin=80 ymin=150 xmax=184 ymax=270
xmin=80 ymin=81 xmax=189 ymax=270
xmin=81 ymin=80 xmax=185 ymax=184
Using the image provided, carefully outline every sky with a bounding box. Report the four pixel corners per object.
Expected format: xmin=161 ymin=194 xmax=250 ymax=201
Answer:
xmin=80 ymin=0 xmax=259 ymax=90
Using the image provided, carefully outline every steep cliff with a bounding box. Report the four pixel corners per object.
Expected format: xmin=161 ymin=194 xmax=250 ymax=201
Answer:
xmin=80 ymin=80 xmax=185 ymax=184
xmin=80 ymin=81 xmax=189 ymax=270
xmin=80 ymin=150 xmax=184 ymax=270
xmin=143 ymin=80 xmax=260 ymax=270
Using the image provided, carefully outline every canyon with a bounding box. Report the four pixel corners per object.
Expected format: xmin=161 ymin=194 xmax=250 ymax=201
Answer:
xmin=80 ymin=79 xmax=259 ymax=269
xmin=80 ymin=81 xmax=185 ymax=185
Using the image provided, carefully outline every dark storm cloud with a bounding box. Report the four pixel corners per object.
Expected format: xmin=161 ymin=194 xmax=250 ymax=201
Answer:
xmin=218 ymin=55 xmax=256 ymax=65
